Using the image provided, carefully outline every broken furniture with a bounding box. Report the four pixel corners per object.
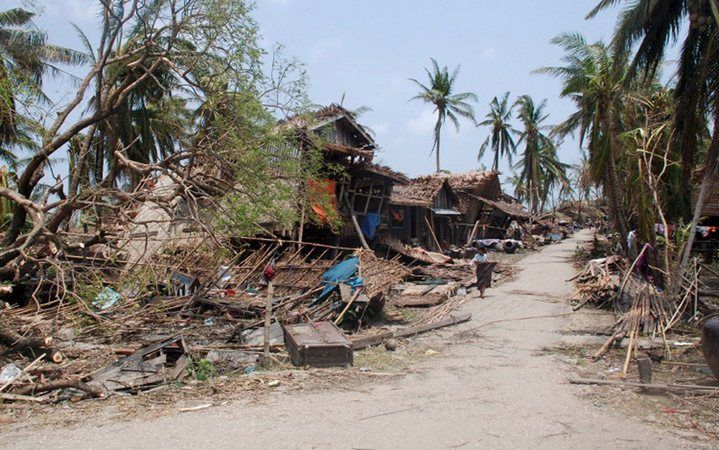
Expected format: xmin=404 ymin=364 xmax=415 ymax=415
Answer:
xmin=86 ymin=336 xmax=189 ymax=394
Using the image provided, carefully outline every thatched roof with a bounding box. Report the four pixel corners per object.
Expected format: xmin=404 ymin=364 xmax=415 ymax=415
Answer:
xmin=354 ymin=163 xmax=409 ymax=184
xmin=390 ymin=176 xmax=455 ymax=207
xmin=280 ymin=104 xmax=376 ymax=161
xmin=431 ymin=171 xmax=501 ymax=214
xmin=440 ymin=171 xmax=500 ymax=197
xmin=470 ymin=195 xmax=532 ymax=220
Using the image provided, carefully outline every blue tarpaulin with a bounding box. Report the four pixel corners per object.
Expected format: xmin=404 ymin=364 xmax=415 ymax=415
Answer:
xmin=360 ymin=212 xmax=381 ymax=239
xmin=317 ymin=256 xmax=362 ymax=300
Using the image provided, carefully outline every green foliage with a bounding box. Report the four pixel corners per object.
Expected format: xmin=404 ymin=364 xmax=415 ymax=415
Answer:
xmin=410 ymin=58 xmax=477 ymax=173
xmin=478 ymin=92 xmax=517 ymax=170
xmin=189 ymin=358 xmax=217 ymax=381
xmin=513 ymin=95 xmax=568 ymax=213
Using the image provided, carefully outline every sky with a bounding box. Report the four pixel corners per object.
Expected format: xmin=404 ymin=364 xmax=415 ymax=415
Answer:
xmin=10 ymin=0 xmax=641 ymax=189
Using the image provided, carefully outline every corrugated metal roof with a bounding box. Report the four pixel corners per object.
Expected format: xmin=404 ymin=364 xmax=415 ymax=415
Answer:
xmin=429 ymin=208 xmax=462 ymax=216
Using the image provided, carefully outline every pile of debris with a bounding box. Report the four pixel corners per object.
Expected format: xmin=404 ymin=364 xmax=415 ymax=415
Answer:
xmin=570 ymin=256 xmax=622 ymax=309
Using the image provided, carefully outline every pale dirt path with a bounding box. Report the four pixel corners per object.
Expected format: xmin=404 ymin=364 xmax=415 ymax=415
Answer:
xmin=1 ymin=231 xmax=702 ymax=449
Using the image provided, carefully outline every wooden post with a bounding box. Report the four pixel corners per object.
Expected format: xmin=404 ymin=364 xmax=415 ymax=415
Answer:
xmin=466 ymin=220 xmax=480 ymax=246
xmin=263 ymin=281 xmax=274 ymax=359
xmin=335 ymin=289 xmax=361 ymax=325
xmin=424 ymin=216 xmax=441 ymax=251
xmin=637 ymin=357 xmax=652 ymax=384
xmin=344 ymin=196 xmax=371 ymax=250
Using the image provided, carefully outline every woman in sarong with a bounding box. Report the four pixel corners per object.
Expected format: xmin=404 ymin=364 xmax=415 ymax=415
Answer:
xmin=472 ymin=245 xmax=496 ymax=298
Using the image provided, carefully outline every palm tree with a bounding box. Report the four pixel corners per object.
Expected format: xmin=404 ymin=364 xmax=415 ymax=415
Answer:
xmin=537 ymin=33 xmax=631 ymax=248
xmin=410 ymin=58 xmax=477 ymax=173
xmin=587 ymin=0 xmax=719 ymax=270
xmin=514 ymin=95 xmax=568 ymax=213
xmin=477 ymin=92 xmax=517 ymax=171
xmin=0 ymin=7 xmax=87 ymax=148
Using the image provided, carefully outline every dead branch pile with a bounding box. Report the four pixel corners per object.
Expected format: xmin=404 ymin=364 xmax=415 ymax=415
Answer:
xmin=0 ymin=235 xmax=417 ymax=403
xmin=570 ymin=256 xmax=622 ymax=309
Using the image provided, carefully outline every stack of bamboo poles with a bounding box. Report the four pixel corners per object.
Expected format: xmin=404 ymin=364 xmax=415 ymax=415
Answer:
xmin=593 ymin=258 xmax=702 ymax=377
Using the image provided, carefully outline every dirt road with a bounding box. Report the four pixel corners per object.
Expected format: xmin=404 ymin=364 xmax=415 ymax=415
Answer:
xmin=1 ymin=231 xmax=702 ymax=449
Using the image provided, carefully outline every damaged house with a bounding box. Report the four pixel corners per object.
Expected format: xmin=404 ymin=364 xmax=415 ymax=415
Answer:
xmin=282 ymin=104 xmax=409 ymax=248
xmin=386 ymin=175 xmax=462 ymax=250
xmin=441 ymin=171 xmax=531 ymax=240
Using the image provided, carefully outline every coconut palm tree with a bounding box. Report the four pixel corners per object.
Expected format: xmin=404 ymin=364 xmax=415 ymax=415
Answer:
xmin=587 ymin=0 xmax=719 ymax=278
xmin=514 ymin=95 xmax=568 ymax=213
xmin=0 ymin=7 xmax=87 ymax=148
xmin=410 ymin=58 xmax=477 ymax=173
xmin=477 ymin=92 xmax=517 ymax=171
xmin=536 ymin=33 xmax=631 ymax=248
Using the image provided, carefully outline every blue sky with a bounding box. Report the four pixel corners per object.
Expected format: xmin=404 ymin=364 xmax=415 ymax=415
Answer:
xmin=12 ymin=0 xmax=638 ymax=186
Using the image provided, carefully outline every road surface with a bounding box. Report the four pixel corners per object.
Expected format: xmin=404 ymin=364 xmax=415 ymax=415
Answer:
xmin=2 ymin=230 xmax=700 ymax=449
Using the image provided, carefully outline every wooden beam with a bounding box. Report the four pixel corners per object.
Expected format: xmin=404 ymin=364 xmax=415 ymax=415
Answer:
xmin=344 ymin=196 xmax=371 ymax=250
xmin=424 ymin=215 xmax=441 ymax=251
xmin=568 ymin=377 xmax=719 ymax=394
xmin=351 ymin=312 xmax=471 ymax=350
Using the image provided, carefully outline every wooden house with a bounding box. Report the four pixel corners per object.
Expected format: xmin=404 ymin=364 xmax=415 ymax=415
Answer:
xmin=282 ymin=105 xmax=408 ymax=247
xmin=439 ymin=171 xmax=531 ymax=240
xmin=387 ymin=176 xmax=462 ymax=250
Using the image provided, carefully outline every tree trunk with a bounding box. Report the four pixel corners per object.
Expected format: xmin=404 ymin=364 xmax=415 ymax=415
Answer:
xmin=678 ymin=114 xmax=719 ymax=280
xmin=435 ymin=125 xmax=441 ymax=174
xmin=603 ymin=106 xmax=629 ymax=252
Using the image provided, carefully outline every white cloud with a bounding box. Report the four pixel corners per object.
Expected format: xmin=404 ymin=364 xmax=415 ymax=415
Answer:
xmin=406 ymin=107 xmax=437 ymax=134
xmin=479 ymin=47 xmax=498 ymax=60
xmin=309 ymin=38 xmax=344 ymax=62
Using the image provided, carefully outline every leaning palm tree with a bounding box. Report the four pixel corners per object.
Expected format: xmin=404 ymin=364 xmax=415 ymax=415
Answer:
xmin=477 ymin=92 xmax=517 ymax=171
xmin=536 ymin=33 xmax=632 ymax=248
xmin=587 ymin=0 xmax=719 ymax=278
xmin=0 ymin=7 xmax=87 ymax=147
xmin=410 ymin=58 xmax=477 ymax=173
xmin=514 ymin=95 xmax=565 ymax=213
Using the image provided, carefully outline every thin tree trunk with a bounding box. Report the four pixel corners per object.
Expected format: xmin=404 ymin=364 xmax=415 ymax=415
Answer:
xmin=603 ymin=106 xmax=629 ymax=252
xmin=435 ymin=126 xmax=441 ymax=174
xmin=678 ymin=114 xmax=719 ymax=280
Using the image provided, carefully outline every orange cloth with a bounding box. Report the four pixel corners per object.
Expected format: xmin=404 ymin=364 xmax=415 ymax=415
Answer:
xmin=307 ymin=179 xmax=338 ymax=224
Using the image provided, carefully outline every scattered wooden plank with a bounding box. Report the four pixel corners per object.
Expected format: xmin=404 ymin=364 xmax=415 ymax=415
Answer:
xmin=568 ymin=377 xmax=719 ymax=394
xmin=0 ymin=392 xmax=44 ymax=403
xmin=395 ymin=295 xmax=446 ymax=308
xmin=351 ymin=312 xmax=471 ymax=350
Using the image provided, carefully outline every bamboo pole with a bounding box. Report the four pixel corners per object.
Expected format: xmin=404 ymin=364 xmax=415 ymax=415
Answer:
xmin=424 ymin=216 xmax=441 ymax=251
xmin=466 ymin=220 xmax=480 ymax=246
xmin=263 ymin=281 xmax=274 ymax=359
xmin=335 ymin=289 xmax=362 ymax=325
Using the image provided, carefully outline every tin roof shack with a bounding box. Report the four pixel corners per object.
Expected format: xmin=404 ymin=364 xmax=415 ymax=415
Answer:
xmin=387 ymin=176 xmax=462 ymax=251
xmin=283 ymin=105 xmax=408 ymax=248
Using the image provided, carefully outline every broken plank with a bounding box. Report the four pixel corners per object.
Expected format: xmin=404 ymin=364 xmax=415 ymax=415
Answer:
xmin=0 ymin=392 xmax=44 ymax=403
xmin=395 ymin=295 xmax=446 ymax=308
xmin=568 ymin=377 xmax=719 ymax=394
xmin=351 ymin=313 xmax=471 ymax=350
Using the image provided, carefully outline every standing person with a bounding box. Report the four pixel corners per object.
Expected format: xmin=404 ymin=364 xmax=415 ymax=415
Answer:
xmin=472 ymin=244 xmax=495 ymax=298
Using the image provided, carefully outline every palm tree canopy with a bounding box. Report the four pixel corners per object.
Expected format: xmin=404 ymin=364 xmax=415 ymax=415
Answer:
xmin=513 ymin=95 xmax=568 ymax=212
xmin=478 ymin=92 xmax=517 ymax=170
xmin=0 ymin=7 xmax=88 ymax=148
xmin=410 ymin=58 xmax=477 ymax=172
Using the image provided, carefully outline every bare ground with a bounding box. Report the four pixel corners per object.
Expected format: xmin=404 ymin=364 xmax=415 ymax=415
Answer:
xmin=0 ymin=230 xmax=710 ymax=449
